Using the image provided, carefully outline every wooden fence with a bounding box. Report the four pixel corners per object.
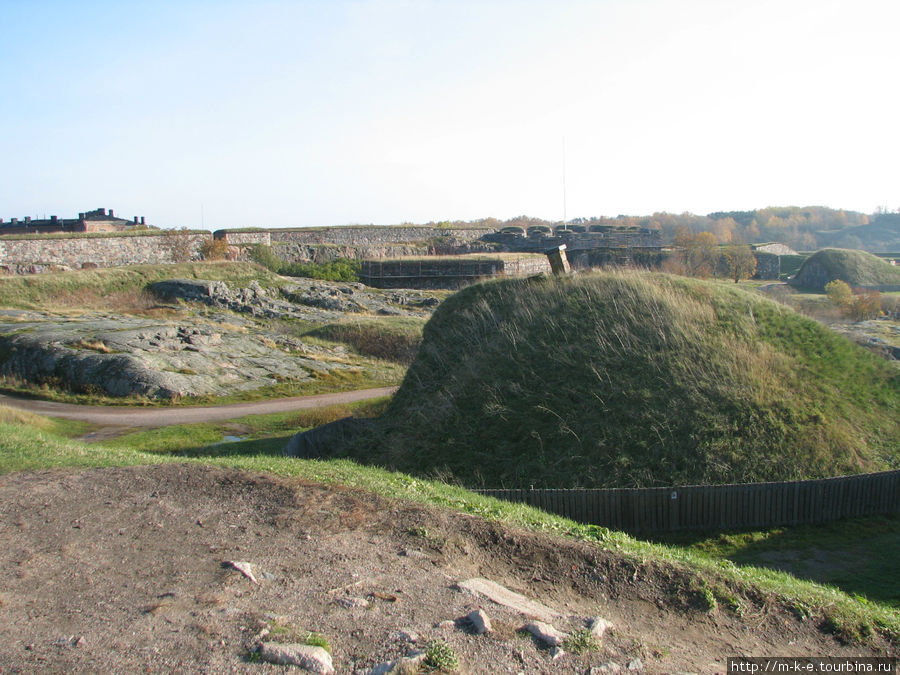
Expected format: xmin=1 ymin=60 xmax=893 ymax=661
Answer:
xmin=474 ymin=470 xmax=900 ymax=533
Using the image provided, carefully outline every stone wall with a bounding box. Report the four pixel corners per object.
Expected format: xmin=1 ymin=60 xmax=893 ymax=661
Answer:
xmin=360 ymin=256 xmax=551 ymax=289
xmin=0 ymin=232 xmax=208 ymax=274
xmin=217 ymin=225 xmax=495 ymax=247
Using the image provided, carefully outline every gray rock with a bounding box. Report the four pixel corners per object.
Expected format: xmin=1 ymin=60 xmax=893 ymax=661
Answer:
xmin=590 ymin=664 xmax=623 ymax=674
xmin=465 ymin=609 xmax=492 ymax=635
xmin=366 ymin=649 xmax=426 ymax=675
xmin=334 ymin=597 xmax=370 ymax=609
xmin=588 ymin=616 xmax=613 ymax=639
xmin=521 ymin=620 xmax=568 ymax=647
xmin=257 ymin=642 xmax=335 ymax=673
xmin=0 ymin=313 xmax=352 ymax=400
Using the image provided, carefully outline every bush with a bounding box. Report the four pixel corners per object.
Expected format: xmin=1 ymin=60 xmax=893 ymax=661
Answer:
xmin=248 ymin=244 xmax=283 ymax=271
xmin=825 ymin=279 xmax=853 ymax=306
xmin=280 ymin=259 xmax=361 ymax=282
xmin=247 ymin=245 xmax=360 ymax=281
xmin=199 ymin=237 xmax=230 ymax=261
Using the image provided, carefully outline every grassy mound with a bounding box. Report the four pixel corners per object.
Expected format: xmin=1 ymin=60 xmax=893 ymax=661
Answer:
xmin=337 ymin=271 xmax=899 ymax=488
xmin=792 ymin=248 xmax=900 ymax=291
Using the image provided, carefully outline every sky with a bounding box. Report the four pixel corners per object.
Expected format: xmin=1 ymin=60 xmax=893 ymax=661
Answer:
xmin=1 ymin=0 xmax=898 ymax=230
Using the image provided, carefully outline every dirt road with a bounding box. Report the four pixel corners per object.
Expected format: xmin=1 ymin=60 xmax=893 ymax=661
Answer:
xmin=0 ymin=386 xmax=397 ymax=428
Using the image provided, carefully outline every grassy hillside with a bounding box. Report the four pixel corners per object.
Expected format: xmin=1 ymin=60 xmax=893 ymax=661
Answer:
xmin=792 ymin=248 xmax=900 ymax=291
xmin=0 ymin=261 xmax=282 ymax=311
xmin=336 ymin=271 xmax=900 ymax=488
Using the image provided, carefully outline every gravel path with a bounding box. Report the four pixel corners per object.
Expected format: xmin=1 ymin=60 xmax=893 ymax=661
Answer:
xmin=0 ymin=386 xmax=397 ymax=428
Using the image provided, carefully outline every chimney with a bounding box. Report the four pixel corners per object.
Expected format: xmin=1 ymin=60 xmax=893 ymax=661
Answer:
xmin=98 ymin=208 xmax=106 ymax=216
xmin=140 ymin=216 xmax=145 ymax=225
xmin=50 ymin=215 xmax=58 ymax=222
xmin=78 ymin=212 xmax=85 ymax=219
xmin=134 ymin=216 xmax=138 ymax=224
xmin=108 ymin=209 xmax=114 ymax=218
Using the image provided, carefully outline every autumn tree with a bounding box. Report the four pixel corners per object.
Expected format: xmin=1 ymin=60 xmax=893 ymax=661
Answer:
xmin=721 ymin=245 xmax=757 ymax=283
xmin=825 ymin=279 xmax=853 ymax=306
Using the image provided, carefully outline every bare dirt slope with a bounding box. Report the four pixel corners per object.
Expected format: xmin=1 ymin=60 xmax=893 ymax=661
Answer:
xmin=0 ymin=464 xmax=890 ymax=674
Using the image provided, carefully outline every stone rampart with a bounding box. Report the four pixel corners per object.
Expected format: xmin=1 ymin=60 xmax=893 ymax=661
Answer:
xmin=218 ymin=226 xmax=495 ymax=247
xmin=0 ymin=232 xmax=208 ymax=273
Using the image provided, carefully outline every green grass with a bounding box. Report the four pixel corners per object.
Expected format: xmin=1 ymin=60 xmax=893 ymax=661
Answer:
xmin=305 ymin=317 xmax=425 ymax=364
xmin=101 ymin=397 xmax=390 ymax=456
xmin=334 ymin=270 xmax=900 ymax=489
xmin=650 ymin=516 xmax=900 ymax=608
xmin=1 ymin=411 xmax=898 ymax=646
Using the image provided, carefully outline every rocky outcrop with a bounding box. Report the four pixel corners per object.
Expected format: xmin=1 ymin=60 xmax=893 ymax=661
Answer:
xmin=0 ymin=314 xmax=352 ymax=400
xmin=0 ymin=278 xmax=441 ymax=399
xmin=149 ymin=278 xmax=439 ymax=319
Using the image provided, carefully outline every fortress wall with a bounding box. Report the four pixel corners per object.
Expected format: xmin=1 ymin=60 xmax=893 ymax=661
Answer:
xmin=0 ymin=233 xmax=209 ymax=273
xmin=218 ymin=226 xmax=494 ymax=247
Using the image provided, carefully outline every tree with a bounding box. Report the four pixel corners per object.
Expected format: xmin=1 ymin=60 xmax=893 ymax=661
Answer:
xmin=825 ymin=279 xmax=853 ymax=306
xmin=721 ymin=245 xmax=757 ymax=283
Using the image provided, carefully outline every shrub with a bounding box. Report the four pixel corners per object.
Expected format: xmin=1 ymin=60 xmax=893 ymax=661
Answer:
xmin=199 ymin=237 xmax=230 ymax=261
xmin=280 ymin=258 xmax=361 ymax=282
xmin=825 ymin=279 xmax=853 ymax=306
xmin=248 ymin=244 xmax=283 ymax=272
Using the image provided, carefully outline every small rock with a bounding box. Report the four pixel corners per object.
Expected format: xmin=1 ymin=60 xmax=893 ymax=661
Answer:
xmin=550 ymin=646 xmax=566 ymax=660
xmin=522 ymin=620 xmax=568 ymax=648
xmin=257 ymin=642 xmax=334 ymax=674
xmin=590 ymin=663 xmax=623 ymax=674
xmin=74 ymin=636 xmax=86 ymax=648
xmin=335 ymin=597 xmax=370 ymax=609
xmin=436 ymin=619 xmax=456 ymax=630
xmin=466 ymin=609 xmax=492 ymax=635
xmin=389 ymin=629 xmax=419 ymax=643
xmin=588 ymin=616 xmax=613 ymax=639
xmin=400 ymin=549 xmax=429 ymax=560
xmin=627 ymin=658 xmax=644 ymax=671
xmin=223 ymin=560 xmax=258 ymax=584
xmin=366 ymin=649 xmax=426 ymax=675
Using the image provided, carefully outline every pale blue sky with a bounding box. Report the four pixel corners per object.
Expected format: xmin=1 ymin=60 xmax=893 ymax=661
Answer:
xmin=1 ymin=0 xmax=897 ymax=229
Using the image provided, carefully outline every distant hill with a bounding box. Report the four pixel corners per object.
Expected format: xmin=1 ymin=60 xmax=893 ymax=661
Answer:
xmin=336 ymin=272 xmax=900 ymax=488
xmin=791 ymin=248 xmax=900 ymax=291
xmin=813 ymin=213 xmax=900 ymax=252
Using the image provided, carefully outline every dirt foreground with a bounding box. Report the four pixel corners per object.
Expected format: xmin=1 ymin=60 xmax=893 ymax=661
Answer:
xmin=0 ymin=464 xmax=892 ymax=674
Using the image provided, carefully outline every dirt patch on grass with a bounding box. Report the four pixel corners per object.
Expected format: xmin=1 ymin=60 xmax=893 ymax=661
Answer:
xmin=0 ymin=464 xmax=893 ymax=673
